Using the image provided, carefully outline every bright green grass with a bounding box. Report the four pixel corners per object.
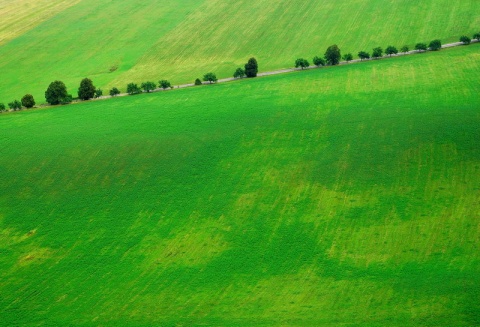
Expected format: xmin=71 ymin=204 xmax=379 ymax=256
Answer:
xmin=1 ymin=0 xmax=479 ymax=103
xmin=1 ymin=45 xmax=480 ymax=326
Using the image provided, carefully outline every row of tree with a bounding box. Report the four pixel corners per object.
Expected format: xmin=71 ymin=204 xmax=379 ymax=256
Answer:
xmin=0 ymin=78 xmax=102 ymax=111
xmin=1 ymin=34 xmax=478 ymax=111
xmin=0 ymin=95 xmax=35 ymax=112
xmin=202 ymin=57 xmax=259 ymax=83
xmin=460 ymin=33 xmax=479 ymax=45
xmin=1 ymin=59 xmax=252 ymax=110
xmin=293 ymin=34 xmax=480 ymax=70
xmin=125 ymin=80 xmax=174 ymax=95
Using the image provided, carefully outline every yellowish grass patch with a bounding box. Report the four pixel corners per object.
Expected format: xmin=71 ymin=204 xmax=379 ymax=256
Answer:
xmin=0 ymin=0 xmax=80 ymax=45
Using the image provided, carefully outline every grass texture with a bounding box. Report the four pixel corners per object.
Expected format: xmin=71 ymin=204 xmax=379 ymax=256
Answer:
xmin=0 ymin=0 xmax=80 ymax=45
xmin=0 ymin=0 xmax=479 ymax=102
xmin=1 ymin=44 xmax=479 ymax=326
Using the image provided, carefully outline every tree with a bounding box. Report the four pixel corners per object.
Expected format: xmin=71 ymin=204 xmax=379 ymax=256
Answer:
xmin=0 ymin=103 xmax=5 ymax=112
xmin=233 ymin=68 xmax=245 ymax=78
xmin=8 ymin=100 xmax=22 ymax=111
xmin=61 ymin=94 xmax=73 ymax=104
xmin=203 ymin=72 xmax=217 ymax=84
xmin=429 ymin=39 xmax=442 ymax=51
xmin=141 ymin=81 xmax=156 ymax=93
xmin=324 ymin=44 xmax=341 ymax=65
xmin=385 ymin=46 xmax=398 ymax=56
xmin=109 ymin=87 xmax=120 ymax=97
xmin=159 ymin=80 xmax=172 ymax=89
xmin=372 ymin=47 xmax=383 ymax=59
xmin=45 ymin=80 xmax=68 ymax=105
xmin=358 ymin=51 xmax=370 ymax=60
xmin=95 ymin=89 xmax=103 ymax=98
xmin=78 ymin=78 xmax=96 ymax=100
xmin=400 ymin=45 xmax=409 ymax=53
xmin=21 ymin=94 xmax=35 ymax=108
xmin=194 ymin=78 xmax=202 ymax=86
xmin=245 ymin=57 xmax=258 ymax=77
xmin=415 ymin=43 xmax=428 ymax=52
xmin=460 ymin=35 xmax=471 ymax=45
xmin=127 ymin=83 xmax=142 ymax=95
xmin=474 ymin=32 xmax=480 ymax=42
xmin=342 ymin=53 xmax=353 ymax=62
xmin=312 ymin=56 xmax=326 ymax=66
xmin=295 ymin=58 xmax=310 ymax=69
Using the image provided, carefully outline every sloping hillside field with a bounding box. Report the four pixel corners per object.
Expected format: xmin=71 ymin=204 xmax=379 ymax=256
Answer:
xmin=0 ymin=0 xmax=479 ymax=102
xmin=1 ymin=45 xmax=479 ymax=325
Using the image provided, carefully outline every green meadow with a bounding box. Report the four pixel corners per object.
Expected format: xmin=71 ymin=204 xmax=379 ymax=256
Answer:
xmin=1 ymin=44 xmax=479 ymax=325
xmin=0 ymin=0 xmax=479 ymax=102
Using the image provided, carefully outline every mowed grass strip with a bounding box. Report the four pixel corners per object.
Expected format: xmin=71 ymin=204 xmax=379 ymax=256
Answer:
xmin=0 ymin=45 xmax=479 ymax=326
xmin=1 ymin=0 xmax=479 ymax=102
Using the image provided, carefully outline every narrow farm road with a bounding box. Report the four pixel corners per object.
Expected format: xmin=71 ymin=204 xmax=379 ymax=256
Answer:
xmin=107 ymin=39 xmax=478 ymax=98
xmin=72 ymin=39 xmax=480 ymax=103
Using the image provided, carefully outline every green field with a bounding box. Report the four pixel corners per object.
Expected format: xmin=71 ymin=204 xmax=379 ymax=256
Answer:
xmin=0 ymin=0 xmax=479 ymax=103
xmin=1 ymin=44 xmax=479 ymax=325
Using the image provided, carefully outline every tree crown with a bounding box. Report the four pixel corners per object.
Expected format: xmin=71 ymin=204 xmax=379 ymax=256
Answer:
xmin=429 ymin=39 xmax=442 ymax=51
xmin=245 ymin=57 xmax=258 ymax=77
xmin=95 ymin=89 xmax=103 ymax=98
xmin=203 ymin=72 xmax=218 ymax=83
xmin=295 ymin=58 xmax=310 ymax=69
xmin=61 ymin=94 xmax=73 ymax=105
xmin=78 ymin=78 xmax=96 ymax=100
xmin=372 ymin=47 xmax=383 ymax=58
xmin=342 ymin=53 xmax=353 ymax=61
xmin=127 ymin=83 xmax=142 ymax=95
xmin=313 ymin=56 xmax=326 ymax=66
xmin=8 ymin=100 xmax=22 ymax=110
xmin=21 ymin=94 xmax=35 ymax=108
xmin=233 ymin=68 xmax=246 ymax=78
xmin=358 ymin=51 xmax=370 ymax=60
xmin=159 ymin=80 xmax=172 ymax=89
xmin=324 ymin=45 xmax=341 ymax=65
xmin=141 ymin=81 xmax=156 ymax=93
xmin=45 ymin=80 xmax=68 ymax=105
xmin=385 ymin=46 xmax=398 ymax=56
xmin=415 ymin=43 xmax=428 ymax=51
xmin=460 ymin=35 xmax=471 ymax=44
xmin=109 ymin=87 xmax=120 ymax=96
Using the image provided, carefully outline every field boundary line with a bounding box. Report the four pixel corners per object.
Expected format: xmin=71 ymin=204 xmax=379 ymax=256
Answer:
xmin=4 ymin=39 xmax=479 ymax=110
xmin=97 ymin=39 xmax=479 ymax=99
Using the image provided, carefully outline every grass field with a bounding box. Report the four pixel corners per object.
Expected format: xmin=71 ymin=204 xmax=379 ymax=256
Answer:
xmin=0 ymin=0 xmax=79 ymax=45
xmin=1 ymin=44 xmax=479 ymax=326
xmin=0 ymin=0 xmax=479 ymax=103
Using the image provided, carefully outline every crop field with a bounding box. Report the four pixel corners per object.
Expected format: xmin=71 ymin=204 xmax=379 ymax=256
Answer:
xmin=0 ymin=0 xmax=479 ymax=103
xmin=0 ymin=0 xmax=80 ymax=45
xmin=1 ymin=44 xmax=479 ymax=325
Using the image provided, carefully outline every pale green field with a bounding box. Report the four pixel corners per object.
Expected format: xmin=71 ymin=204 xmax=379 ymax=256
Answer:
xmin=0 ymin=0 xmax=479 ymax=103
xmin=0 ymin=0 xmax=79 ymax=45
xmin=0 ymin=44 xmax=479 ymax=326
